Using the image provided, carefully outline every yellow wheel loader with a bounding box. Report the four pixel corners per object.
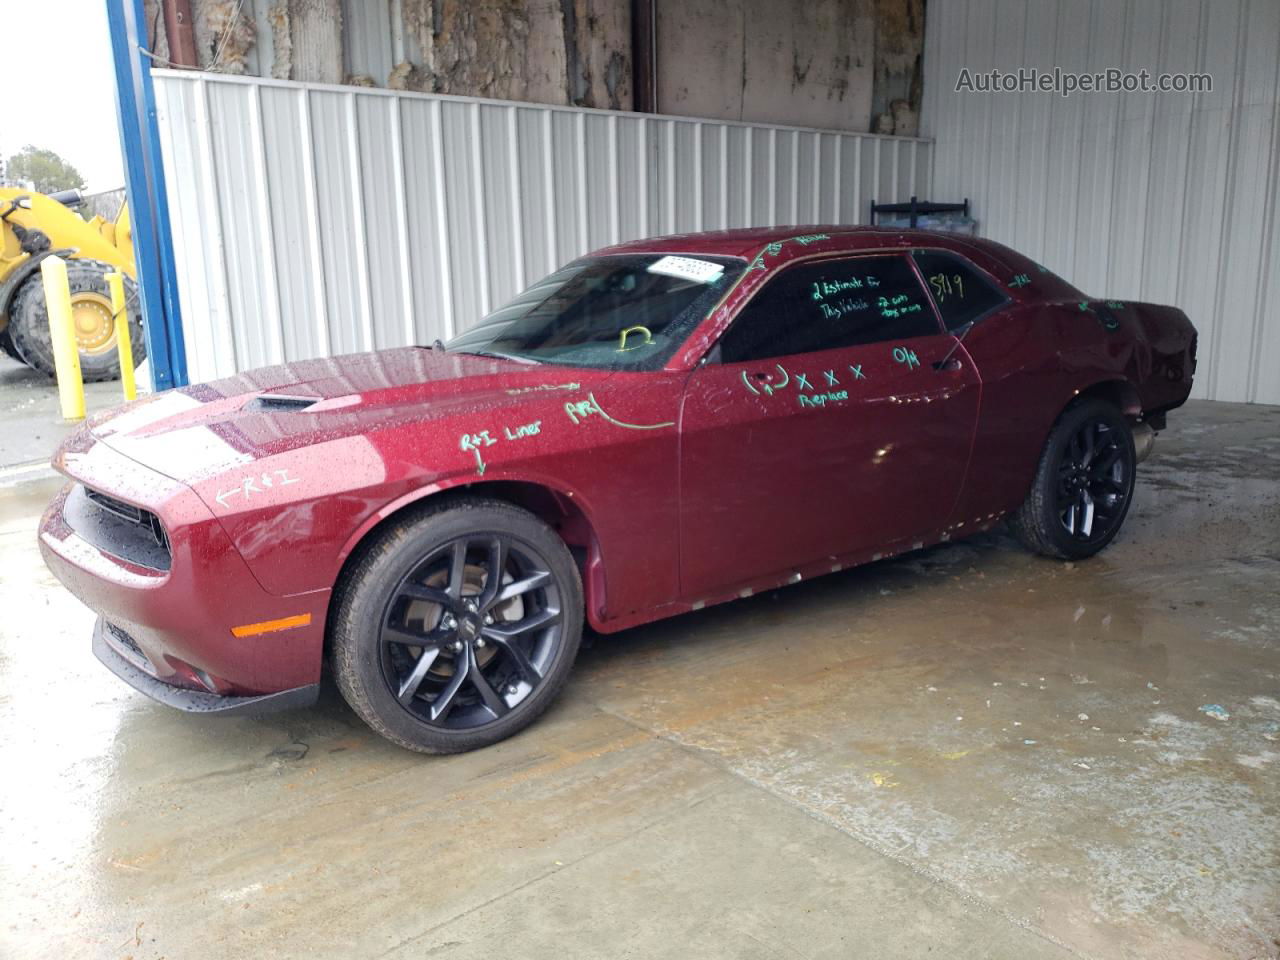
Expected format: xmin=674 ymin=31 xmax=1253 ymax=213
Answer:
xmin=0 ymin=187 xmax=145 ymax=382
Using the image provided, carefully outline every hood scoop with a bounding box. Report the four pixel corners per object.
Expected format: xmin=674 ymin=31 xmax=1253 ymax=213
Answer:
xmin=245 ymin=393 xmax=321 ymax=412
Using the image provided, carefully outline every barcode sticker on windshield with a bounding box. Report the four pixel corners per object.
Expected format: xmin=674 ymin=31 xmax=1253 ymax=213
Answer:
xmin=647 ymin=255 xmax=725 ymax=284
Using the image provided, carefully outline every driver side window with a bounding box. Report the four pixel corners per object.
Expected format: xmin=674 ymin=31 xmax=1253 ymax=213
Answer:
xmin=718 ymin=254 xmax=940 ymax=364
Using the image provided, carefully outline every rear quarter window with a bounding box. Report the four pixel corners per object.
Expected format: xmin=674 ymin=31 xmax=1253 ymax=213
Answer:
xmin=911 ymin=250 xmax=1009 ymax=330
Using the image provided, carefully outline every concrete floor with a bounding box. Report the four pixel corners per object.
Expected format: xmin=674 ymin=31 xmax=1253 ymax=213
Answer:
xmin=0 ymin=354 xmax=126 ymax=469
xmin=2 ymin=399 xmax=1278 ymax=959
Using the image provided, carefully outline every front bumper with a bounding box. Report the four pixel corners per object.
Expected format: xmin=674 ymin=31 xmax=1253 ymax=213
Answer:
xmin=93 ymin=617 xmax=319 ymax=715
xmin=39 ymin=433 xmax=328 ymax=700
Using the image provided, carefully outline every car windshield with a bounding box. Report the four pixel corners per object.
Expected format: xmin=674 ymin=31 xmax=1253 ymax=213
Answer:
xmin=445 ymin=253 xmax=745 ymax=370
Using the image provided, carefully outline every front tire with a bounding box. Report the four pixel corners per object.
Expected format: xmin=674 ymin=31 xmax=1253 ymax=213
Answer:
xmin=330 ymin=498 xmax=584 ymax=754
xmin=1010 ymin=398 xmax=1136 ymax=560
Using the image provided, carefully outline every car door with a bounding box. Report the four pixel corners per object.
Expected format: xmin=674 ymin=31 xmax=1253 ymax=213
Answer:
xmin=677 ymin=252 xmax=981 ymax=599
xmin=909 ymin=247 xmax=1025 ymax=524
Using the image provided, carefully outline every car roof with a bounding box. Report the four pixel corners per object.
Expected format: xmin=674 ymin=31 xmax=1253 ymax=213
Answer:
xmin=592 ymin=226 xmax=1006 ymax=261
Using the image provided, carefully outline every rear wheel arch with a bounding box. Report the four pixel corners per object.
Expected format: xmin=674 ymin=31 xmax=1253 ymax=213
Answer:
xmin=1010 ymin=396 xmax=1137 ymax=560
xmin=1070 ymin=377 xmax=1142 ymax=419
xmin=1003 ymin=378 xmax=1141 ymax=516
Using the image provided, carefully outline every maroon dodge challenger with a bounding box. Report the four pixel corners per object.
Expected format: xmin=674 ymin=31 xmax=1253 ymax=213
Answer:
xmin=40 ymin=227 xmax=1196 ymax=753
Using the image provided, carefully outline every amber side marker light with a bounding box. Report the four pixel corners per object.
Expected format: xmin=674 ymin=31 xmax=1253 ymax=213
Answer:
xmin=231 ymin=614 xmax=312 ymax=638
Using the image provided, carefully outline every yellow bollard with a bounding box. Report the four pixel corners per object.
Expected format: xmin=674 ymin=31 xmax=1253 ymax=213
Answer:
xmin=39 ymin=256 xmax=85 ymax=422
xmin=105 ymin=271 xmax=136 ymax=402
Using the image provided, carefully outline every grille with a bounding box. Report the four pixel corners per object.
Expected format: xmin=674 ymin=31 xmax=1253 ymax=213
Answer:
xmin=106 ymin=622 xmax=146 ymax=663
xmin=83 ymin=487 xmax=169 ymax=553
xmin=67 ymin=485 xmax=172 ymax=571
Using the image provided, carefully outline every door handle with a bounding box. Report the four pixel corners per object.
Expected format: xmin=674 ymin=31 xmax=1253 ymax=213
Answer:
xmin=740 ymin=364 xmax=791 ymax=396
xmin=932 ymin=356 xmax=963 ymax=372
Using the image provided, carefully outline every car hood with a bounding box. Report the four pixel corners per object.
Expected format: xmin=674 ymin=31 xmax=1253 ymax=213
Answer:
xmin=90 ymin=348 xmax=605 ymax=485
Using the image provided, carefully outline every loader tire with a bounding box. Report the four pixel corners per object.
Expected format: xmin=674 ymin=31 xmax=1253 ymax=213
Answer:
xmin=8 ymin=259 xmax=146 ymax=382
xmin=0 ymin=327 xmax=21 ymax=362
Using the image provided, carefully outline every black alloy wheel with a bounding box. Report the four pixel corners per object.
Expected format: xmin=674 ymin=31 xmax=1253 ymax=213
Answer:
xmin=380 ymin=534 xmax=563 ymax=729
xmin=1011 ymin=398 xmax=1137 ymax=560
xmin=1055 ymin=417 xmax=1130 ymax=543
xmin=331 ymin=498 xmax=583 ymax=753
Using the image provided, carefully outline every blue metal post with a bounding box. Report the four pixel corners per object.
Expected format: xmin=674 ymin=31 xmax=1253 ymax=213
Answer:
xmin=105 ymin=0 xmax=188 ymax=389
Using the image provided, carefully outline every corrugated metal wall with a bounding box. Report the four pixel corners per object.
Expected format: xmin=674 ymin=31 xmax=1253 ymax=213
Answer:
xmin=923 ymin=0 xmax=1280 ymax=404
xmin=152 ymin=70 xmax=932 ymax=382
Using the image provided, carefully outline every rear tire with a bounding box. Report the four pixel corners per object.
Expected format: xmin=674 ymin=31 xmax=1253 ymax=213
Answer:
xmin=7 ymin=259 xmax=145 ymax=382
xmin=1010 ymin=398 xmax=1136 ymax=560
xmin=330 ymin=498 xmax=584 ymax=754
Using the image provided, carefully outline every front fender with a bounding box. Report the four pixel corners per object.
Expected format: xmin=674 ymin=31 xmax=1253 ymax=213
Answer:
xmin=332 ymin=468 xmax=603 ymax=572
xmin=331 ymin=470 xmax=614 ymax=627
